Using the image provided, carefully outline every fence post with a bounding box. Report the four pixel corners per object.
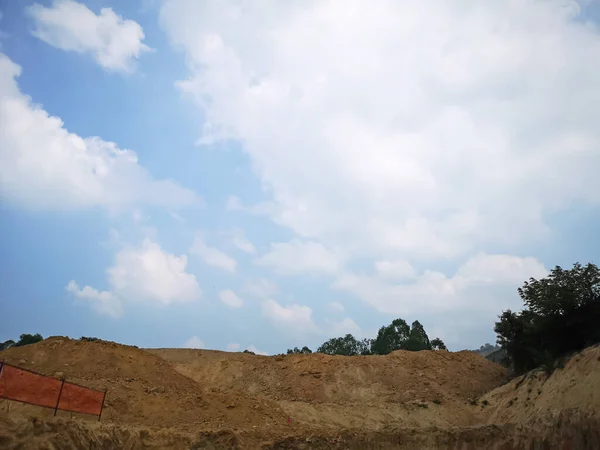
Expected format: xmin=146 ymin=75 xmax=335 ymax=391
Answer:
xmin=54 ymin=378 xmax=65 ymax=417
xmin=98 ymin=389 xmax=107 ymax=422
xmin=0 ymin=361 xmax=7 ymax=413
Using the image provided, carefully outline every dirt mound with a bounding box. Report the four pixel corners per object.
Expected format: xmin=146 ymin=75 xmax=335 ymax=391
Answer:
xmin=479 ymin=344 xmax=600 ymax=426
xmin=2 ymin=413 xmax=599 ymax=450
xmin=147 ymin=347 xmax=506 ymax=429
xmin=0 ymin=337 xmax=285 ymax=431
xmin=149 ymin=348 xmax=505 ymax=404
xmin=1 ymin=338 xmax=598 ymax=449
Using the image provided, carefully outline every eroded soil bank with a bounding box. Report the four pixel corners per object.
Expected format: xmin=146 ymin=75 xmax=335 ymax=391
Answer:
xmin=2 ymin=413 xmax=599 ymax=450
xmin=0 ymin=339 xmax=598 ymax=449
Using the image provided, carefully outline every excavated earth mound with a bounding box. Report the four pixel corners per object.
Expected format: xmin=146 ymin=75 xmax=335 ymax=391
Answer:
xmin=148 ymin=347 xmax=506 ymax=429
xmin=0 ymin=337 xmax=599 ymax=449
xmin=480 ymin=344 xmax=600 ymax=430
xmin=0 ymin=337 xmax=285 ymax=431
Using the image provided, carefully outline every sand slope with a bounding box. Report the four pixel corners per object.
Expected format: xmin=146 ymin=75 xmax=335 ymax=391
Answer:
xmin=480 ymin=344 xmax=600 ymax=425
xmin=148 ymin=347 xmax=506 ymax=429
xmin=0 ymin=337 xmax=598 ymax=449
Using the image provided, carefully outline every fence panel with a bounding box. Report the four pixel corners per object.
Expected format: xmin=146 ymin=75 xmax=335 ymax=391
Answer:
xmin=0 ymin=362 xmax=106 ymax=418
xmin=0 ymin=363 xmax=62 ymax=409
xmin=58 ymin=381 xmax=105 ymax=416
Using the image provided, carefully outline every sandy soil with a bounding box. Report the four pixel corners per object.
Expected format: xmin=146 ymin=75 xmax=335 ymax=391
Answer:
xmin=0 ymin=337 xmax=598 ymax=449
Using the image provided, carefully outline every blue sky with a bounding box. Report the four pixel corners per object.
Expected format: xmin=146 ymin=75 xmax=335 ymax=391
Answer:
xmin=1 ymin=0 xmax=598 ymax=354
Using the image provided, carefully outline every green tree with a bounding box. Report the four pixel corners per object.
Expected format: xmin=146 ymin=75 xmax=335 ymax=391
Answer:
xmin=287 ymin=346 xmax=313 ymax=354
xmin=430 ymin=338 xmax=447 ymax=350
xmin=298 ymin=319 xmax=443 ymax=356
xmin=317 ymin=334 xmax=371 ymax=356
xmin=495 ymin=262 xmax=600 ymax=374
xmin=358 ymin=338 xmax=374 ymax=355
xmin=404 ymin=320 xmax=431 ymax=351
xmin=16 ymin=333 xmax=43 ymax=347
xmin=371 ymin=318 xmax=410 ymax=355
xmin=0 ymin=339 xmax=16 ymax=351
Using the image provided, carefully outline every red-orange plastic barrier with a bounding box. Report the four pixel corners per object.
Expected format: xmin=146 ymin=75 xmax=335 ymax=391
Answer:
xmin=0 ymin=362 xmax=106 ymax=419
xmin=0 ymin=363 xmax=63 ymax=409
xmin=58 ymin=381 xmax=105 ymax=416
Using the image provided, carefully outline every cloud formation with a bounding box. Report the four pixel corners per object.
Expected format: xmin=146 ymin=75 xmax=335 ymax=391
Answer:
xmin=67 ymin=239 xmax=201 ymax=316
xmin=66 ymin=281 xmax=123 ymax=318
xmin=183 ymin=336 xmax=205 ymax=349
xmin=159 ymin=1 xmax=599 ymax=346
xmin=333 ymin=253 xmax=548 ymax=315
xmin=190 ymin=234 xmax=237 ymax=272
xmin=27 ymin=0 xmax=150 ymax=72
xmin=221 ymin=228 xmax=256 ymax=253
xmin=261 ymin=298 xmax=318 ymax=335
xmin=161 ymin=0 xmax=600 ymax=263
xmin=254 ymin=240 xmax=342 ymax=275
xmin=0 ymin=53 xmax=197 ymax=212
xmin=219 ymin=289 xmax=244 ymax=308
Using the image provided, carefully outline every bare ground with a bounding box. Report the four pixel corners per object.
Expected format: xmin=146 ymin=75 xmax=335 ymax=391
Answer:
xmin=0 ymin=337 xmax=598 ymax=449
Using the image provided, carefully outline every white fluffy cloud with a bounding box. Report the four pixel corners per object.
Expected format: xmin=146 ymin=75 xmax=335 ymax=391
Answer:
xmin=0 ymin=53 xmax=197 ymax=211
xmin=108 ymin=240 xmax=201 ymax=304
xmin=254 ymin=239 xmax=342 ymax=275
xmin=67 ymin=239 xmax=201 ymax=316
xmin=333 ymin=253 xmax=548 ymax=315
xmin=190 ymin=234 xmax=237 ymax=272
xmin=261 ymin=298 xmax=318 ymax=334
xmin=27 ymin=0 xmax=150 ymax=73
xmin=66 ymin=281 xmax=123 ymax=318
xmin=183 ymin=336 xmax=205 ymax=349
xmin=327 ymin=317 xmax=362 ymax=337
xmin=221 ymin=228 xmax=255 ymax=253
xmin=219 ymin=289 xmax=244 ymax=308
xmin=161 ymin=0 xmax=600 ymax=262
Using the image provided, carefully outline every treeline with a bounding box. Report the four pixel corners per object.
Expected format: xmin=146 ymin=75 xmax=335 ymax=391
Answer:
xmin=0 ymin=333 xmax=43 ymax=351
xmin=466 ymin=343 xmax=500 ymax=356
xmin=288 ymin=262 xmax=599 ymax=376
xmin=495 ymin=262 xmax=600 ymax=375
xmin=287 ymin=318 xmax=446 ymax=356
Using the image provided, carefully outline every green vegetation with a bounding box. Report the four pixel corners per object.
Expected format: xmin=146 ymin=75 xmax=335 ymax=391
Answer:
xmin=495 ymin=262 xmax=600 ymax=375
xmin=287 ymin=346 xmax=313 ymax=354
xmin=470 ymin=343 xmax=500 ymax=355
xmin=292 ymin=318 xmax=446 ymax=356
xmin=283 ymin=262 xmax=599 ymax=372
xmin=0 ymin=333 xmax=43 ymax=351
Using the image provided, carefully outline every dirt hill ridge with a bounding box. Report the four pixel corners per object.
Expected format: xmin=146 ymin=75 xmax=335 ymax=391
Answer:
xmin=0 ymin=337 xmax=598 ymax=449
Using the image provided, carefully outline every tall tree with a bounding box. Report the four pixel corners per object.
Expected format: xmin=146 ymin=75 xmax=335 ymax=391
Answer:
xmin=0 ymin=340 xmax=16 ymax=351
xmin=317 ymin=334 xmax=371 ymax=356
xmin=404 ymin=320 xmax=431 ymax=351
xmin=287 ymin=346 xmax=313 ymax=354
xmin=430 ymin=338 xmax=447 ymax=350
xmin=371 ymin=318 xmax=410 ymax=355
xmin=16 ymin=333 xmax=43 ymax=347
xmin=495 ymin=262 xmax=600 ymax=374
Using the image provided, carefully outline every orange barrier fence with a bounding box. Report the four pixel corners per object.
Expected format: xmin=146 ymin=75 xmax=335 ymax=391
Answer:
xmin=0 ymin=362 xmax=106 ymax=420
